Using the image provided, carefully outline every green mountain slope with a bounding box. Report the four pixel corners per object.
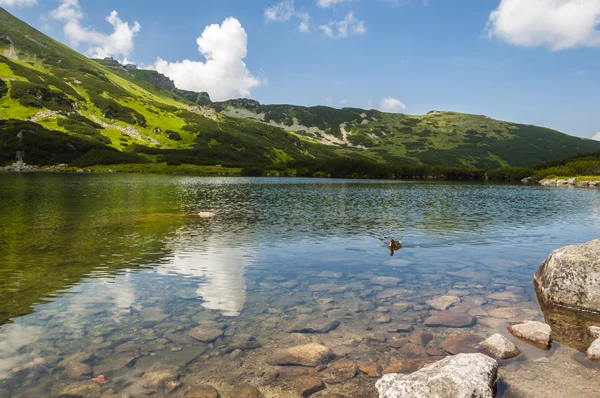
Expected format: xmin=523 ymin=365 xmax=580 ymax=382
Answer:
xmin=1 ymin=7 xmax=599 ymax=173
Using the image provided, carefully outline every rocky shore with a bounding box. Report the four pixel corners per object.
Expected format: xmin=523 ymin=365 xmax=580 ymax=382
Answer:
xmin=2 ymin=240 xmax=600 ymax=397
xmin=536 ymin=177 xmax=600 ymax=187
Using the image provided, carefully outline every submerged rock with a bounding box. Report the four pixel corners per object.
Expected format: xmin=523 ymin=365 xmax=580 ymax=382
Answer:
xmin=230 ymin=384 xmax=265 ymax=398
xmin=58 ymin=381 xmax=102 ymax=397
xmin=138 ymin=364 xmax=180 ymax=388
xmin=358 ymin=361 xmax=382 ymax=377
xmin=480 ymin=334 xmax=521 ymax=359
xmin=440 ymin=335 xmax=484 ymax=355
xmin=288 ymin=318 xmax=340 ymax=333
xmin=184 ymin=384 xmax=220 ymax=398
xmin=295 ymin=376 xmax=325 ymax=397
xmin=507 ymin=321 xmax=552 ymax=350
xmin=424 ymin=311 xmax=476 ymax=328
xmin=266 ymin=343 xmax=335 ymax=367
xmin=376 ymin=353 xmax=498 ymax=398
xmin=426 ymin=295 xmax=461 ymax=311
xmin=370 ymin=276 xmax=402 ymax=287
xmin=322 ymin=360 xmax=358 ymax=383
xmin=64 ymin=361 xmax=92 ymax=379
xmin=188 ymin=327 xmax=223 ymax=343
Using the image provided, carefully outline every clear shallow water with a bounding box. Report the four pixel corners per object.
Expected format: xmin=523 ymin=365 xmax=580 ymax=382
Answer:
xmin=1 ymin=174 xmax=599 ymax=397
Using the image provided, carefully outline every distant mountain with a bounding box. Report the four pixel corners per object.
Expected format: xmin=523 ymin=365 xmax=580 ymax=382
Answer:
xmin=1 ymin=6 xmax=599 ymax=172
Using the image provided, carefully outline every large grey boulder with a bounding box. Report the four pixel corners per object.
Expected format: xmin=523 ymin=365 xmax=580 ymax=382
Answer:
xmin=534 ymin=239 xmax=600 ymax=313
xmin=375 ymin=353 xmax=498 ymax=398
xmin=534 ymin=239 xmax=600 ymax=350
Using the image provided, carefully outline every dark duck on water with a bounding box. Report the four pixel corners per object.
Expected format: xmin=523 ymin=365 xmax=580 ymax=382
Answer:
xmin=389 ymin=239 xmax=402 ymax=256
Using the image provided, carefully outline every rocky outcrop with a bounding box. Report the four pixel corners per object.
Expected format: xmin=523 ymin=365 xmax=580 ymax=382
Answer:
xmin=376 ymin=353 xmax=498 ymax=398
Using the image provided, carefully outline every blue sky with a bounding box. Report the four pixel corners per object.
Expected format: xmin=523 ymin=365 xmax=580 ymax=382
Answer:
xmin=3 ymin=0 xmax=600 ymax=138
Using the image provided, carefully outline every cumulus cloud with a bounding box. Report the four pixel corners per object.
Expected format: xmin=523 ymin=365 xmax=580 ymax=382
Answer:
xmin=153 ymin=18 xmax=261 ymax=102
xmin=265 ymin=0 xmax=312 ymax=33
xmin=0 ymin=0 xmax=36 ymax=7
xmin=317 ymin=0 xmax=351 ymax=7
xmin=265 ymin=0 xmax=295 ymax=21
xmin=379 ymin=97 xmax=406 ymax=113
xmin=50 ymin=0 xmax=140 ymax=58
xmin=319 ymin=11 xmax=366 ymax=38
xmin=486 ymin=0 xmax=600 ymax=51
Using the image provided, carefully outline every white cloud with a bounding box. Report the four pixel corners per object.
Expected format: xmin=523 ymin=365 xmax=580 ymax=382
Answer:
xmin=379 ymin=97 xmax=406 ymax=113
xmin=317 ymin=0 xmax=351 ymax=7
xmin=265 ymin=1 xmax=312 ymax=33
xmin=340 ymin=99 xmax=349 ymax=106
xmin=50 ymin=0 xmax=140 ymax=59
xmin=486 ymin=0 xmax=600 ymax=51
xmin=265 ymin=0 xmax=295 ymax=21
xmin=326 ymin=96 xmax=333 ymax=106
xmin=0 ymin=0 xmax=36 ymax=7
xmin=153 ymin=17 xmax=261 ymax=102
xmin=319 ymin=11 xmax=366 ymax=38
xmin=592 ymin=132 xmax=600 ymax=141
xmin=367 ymin=99 xmax=374 ymax=109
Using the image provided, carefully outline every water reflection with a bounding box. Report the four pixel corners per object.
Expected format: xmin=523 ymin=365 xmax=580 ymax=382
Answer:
xmin=160 ymin=228 xmax=256 ymax=316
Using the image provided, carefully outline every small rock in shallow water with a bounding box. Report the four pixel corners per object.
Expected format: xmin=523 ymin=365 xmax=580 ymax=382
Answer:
xmin=590 ymin=326 xmax=600 ymax=339
xmin=230 ymin=384 xmax=265 ymax=398
xmin=322 ymin=360 xmax=358 ymax=383
xmin=586 ymin=338 xmax=600 ymax=360
xmin=426 ymin=295 xmax=461 ymax=311
xmin=440 ymin=335 xmax=484 ymax=355
xmin=507 ymin=321 xmax=551 ymax=350
xmin=425 ymin=311 xmax=476 ymax=328
xmin=266 ymin=343 xmax=335 ymax=367
xmin=184 ymin=384 xmax=220 ymax=398
xmin=64 ymin=361 xmax=92 ymax=379
xmin=358 ymin=361 xmax=382 ymax=377
xmin=479 ymin=334 xmax=521 ymax=359
xmin=294 ymin=376 xmax=325 ymax=397
xmin=376 ymin=353 xmax=498 ymax=398
xmin=138 ymin=364 xmax=180 ymax=388
xmin=387 ymin=323 xmax=414 ymax=333
xmin=288 ymin=318 xmax=340 ymax=333
xmin=188 ymin=327 xmax=223 ymax=343
xmin=383 ymin=358 xmax=435 ymax=375
xmin=370 ymin=276 xmax=402 ymax=287
xmin=59 ymin=381 xmax=102 ymax=397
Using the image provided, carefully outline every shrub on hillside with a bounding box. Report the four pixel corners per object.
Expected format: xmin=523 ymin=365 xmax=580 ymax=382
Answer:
xmin=10 ymin=81 xmax=73 ymax=111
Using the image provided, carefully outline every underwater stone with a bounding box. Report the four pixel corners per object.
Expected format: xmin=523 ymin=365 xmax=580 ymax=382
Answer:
xmin=480 ymin=334 xmax=521 ymax=359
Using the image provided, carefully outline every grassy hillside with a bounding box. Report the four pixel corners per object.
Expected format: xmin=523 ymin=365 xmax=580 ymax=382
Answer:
xmin=1 ymin=6 xmax=599 ymax=174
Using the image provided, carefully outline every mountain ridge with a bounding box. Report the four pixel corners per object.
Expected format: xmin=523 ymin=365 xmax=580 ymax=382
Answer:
xmin=1 ymin=6 xmax=599 ymax=173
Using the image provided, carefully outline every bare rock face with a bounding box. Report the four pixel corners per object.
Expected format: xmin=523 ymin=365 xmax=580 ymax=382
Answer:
xmin=534 ymin=239 xmax=600 ymax=313
xmin=480 ymin=334 xmax=521 ymax=359
xmin=507 ymin=321 xmax=552 ymax=350
xmin=376 ymin=353 xmax=498 ymax=398
xmin=266 ymin=343 xmax=335 ymax=367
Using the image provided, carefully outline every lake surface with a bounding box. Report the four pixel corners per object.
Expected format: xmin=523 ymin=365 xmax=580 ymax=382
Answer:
xmin=1 ymin=174 xmax=599 ymax=397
